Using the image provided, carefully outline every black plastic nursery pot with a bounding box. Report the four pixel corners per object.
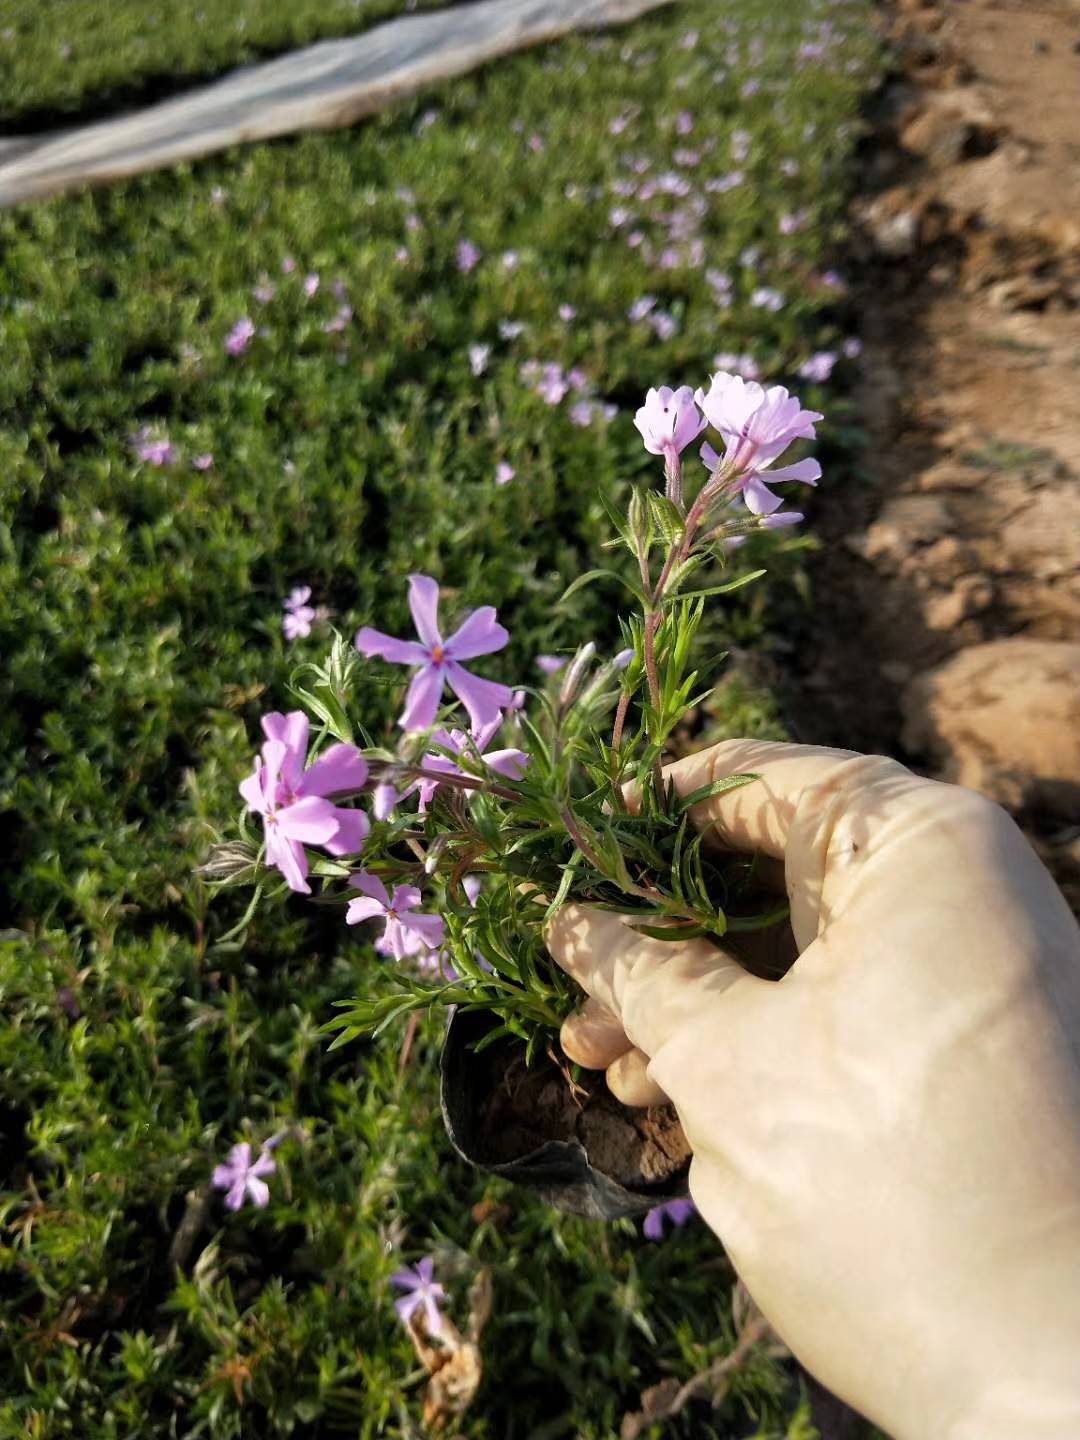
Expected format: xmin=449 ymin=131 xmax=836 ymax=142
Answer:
xmin=440 ymin=1007 xmax=691 ymax=1220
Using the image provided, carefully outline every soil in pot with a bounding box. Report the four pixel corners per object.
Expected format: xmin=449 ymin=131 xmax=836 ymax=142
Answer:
xmin=479 ymin=1048 xmax=691 ymax=1188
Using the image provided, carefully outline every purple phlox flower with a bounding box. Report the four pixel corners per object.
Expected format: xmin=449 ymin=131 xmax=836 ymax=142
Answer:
xmin=133 ymin=429 xmax=176 ymax=467
xmin=528 ymin=133 xmax=545 ymax=152
xmin=413 ymin=725 xmax=529 ymax=811
xmin=643 ymin=1198 xmax=696 ymax=1240
xmin=779 ymin=209 xmax=808 ymax=236
xmin=332 ymin=278 xmax=349 ymax=300
xmin=705 ymin=170 xmax=744 ymax=195
xmin=679 ymin=27 xmax=699 ymax=48
xmin=391 ymin=1257 xmax=446 ymax=1333
xmin=283 ymin=606 xmax=316 ymax=641
xmin=417 ymin=107 xmax=439 ymax=132
xmin=634 ymin=386 xmax=706 ymax=460
xmin=456 ymin=239 xmax=482 ymax=274
xmin=283 ymin=584 xmax=317 ymax=640
xmin=192 ymin=452 xmax=214 ymax=471
xmin=609 ymin=111 xmax=634 ymax=136
xmin=650 ymin=312 xmax=678 ymax=342
xmin=253 ymin=280 xmax=276 ymax=304
xmin=658 ymin=247 xmax=681 ymax=271
xmin=495 ymin=461 xmax=515 ymax=486
xmin=842 ymin=336 xmax=863 ymax=360
xmin=502 ymin=250 xmax=520 ymax=271
xmin=499 ymin=319 xmax=525 ymax=340
xmin=731 ymin=129 xmax=751 ymax=162
xmin=239 ymin=712 xmax=369 ymax=893
xmin=371 ymin=782 xmax=398 ymax=821
xmin=821 ymin=269 xmax=846 ymax=291
xmin=536 ymin=654 xmax=566 ymax=675
xmin=536 ymin=364 xmax=569 ymax=405
xmin=569 ymin=400 xmax=595 ymax=428
xmin=675 ymin=110 xmax=694 ymax=135
xmin=355 ymin=574 xmax=513 ymax=732
xmin=225 ymin=317 xmax=255 ymax=355
xmin=751 ymin=286 xmax=784 ymax=313
xmin=322 ymin=306 xmax=353 ymax=334
xmin=741 ymin=79 xmax=761 ymax=98
xmin=212 ymin=1141 xmax=276 ymax=1211
xmin=303 ymin=273 xmax=320 ymax=297
xmin=610 ymin=206 xmax=631 ymax=229
xmin=798 ymin=351 xmax=837 ymax=383
xmin=210 ymin=186 xmax=227 ymax=206
xmin=673 ymin=147 xmax=701 ymax=168
xmin=558 ymin=303 xmax=577 ymax=322
xmin=628 ymin=296 xmax=657 ymax=322
xmin=468 ymin=343 xmax=491 ymax=377
xmin=780 ymin=158 xmax=800 ymax=177
xmin=346 ymin=872 xmax=445 ymax=959
xmin=281 ymin=255 xmax=297 ymax=274
xmin=627 ymin=229 xmax=645 ymax=249
xmin=697 ymin=374 xmax=822 ymax=516
xmin=711 ymin=352 xmax=760 ymax=382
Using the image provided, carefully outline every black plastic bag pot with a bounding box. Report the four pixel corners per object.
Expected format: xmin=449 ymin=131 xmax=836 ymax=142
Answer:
xmin=440 ymin=1007 xmax=691 ymax=1220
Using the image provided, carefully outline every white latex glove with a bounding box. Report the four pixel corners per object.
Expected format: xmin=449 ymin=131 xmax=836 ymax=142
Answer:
xmin=547 ymin=740 xmax=1080 ymax=1440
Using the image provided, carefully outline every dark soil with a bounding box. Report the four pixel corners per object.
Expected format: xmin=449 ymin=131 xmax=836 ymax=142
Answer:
xmin=480 ymin=1048 xmax=691 ymax=1189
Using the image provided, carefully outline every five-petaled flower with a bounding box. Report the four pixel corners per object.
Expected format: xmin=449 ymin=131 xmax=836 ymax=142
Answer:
xmin=239 ymin=712 xmax=369 ymax=893
xmin=282 ymin=585 xmax=316 ymax=641
xmin=634 ymin=386 xmax=706 ymax=461
xmin=212 ymin=1141 xmax=276 ymax=1211
xmin=346 ymin=872 xmax=445 ymax=959
xmin=697 ymin=374 xmax=822 ymax=516
xmin=355 ymin=574 xmax=513 ymax=733
xmin=643 ymin=1198 xmax=696 ymax=1240
xmin=391 ymin=1257 xmax=446 ymax=1333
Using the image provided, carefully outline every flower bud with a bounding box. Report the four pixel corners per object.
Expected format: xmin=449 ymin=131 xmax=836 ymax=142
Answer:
xmin=558 ymin=642 xmax=597 ymax=709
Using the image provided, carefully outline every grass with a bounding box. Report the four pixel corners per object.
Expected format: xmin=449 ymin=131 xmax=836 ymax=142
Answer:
xmin=0 ymin=2 xmax=879 ymax=1435
xmin=0 ymin=0 xmax=453 ymax=129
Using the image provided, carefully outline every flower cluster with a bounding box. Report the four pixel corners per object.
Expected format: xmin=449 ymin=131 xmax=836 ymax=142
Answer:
xmin=220 ymin=371 xmax=823 ymax=1044
xmin=634 ymin=371 xmax=821 ymax=525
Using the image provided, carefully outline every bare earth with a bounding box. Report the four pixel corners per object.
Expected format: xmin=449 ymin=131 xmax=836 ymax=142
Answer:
xmin=792 ymin=0 xmax=1080 ymax=910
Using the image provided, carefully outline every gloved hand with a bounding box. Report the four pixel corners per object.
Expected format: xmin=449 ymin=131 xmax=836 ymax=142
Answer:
xmin=547 ymin=740 xmax=1080 ymax=1440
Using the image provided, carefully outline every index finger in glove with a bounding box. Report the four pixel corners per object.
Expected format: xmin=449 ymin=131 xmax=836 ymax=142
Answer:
xmin=546 ymin=904 xmax=752 ymax=1060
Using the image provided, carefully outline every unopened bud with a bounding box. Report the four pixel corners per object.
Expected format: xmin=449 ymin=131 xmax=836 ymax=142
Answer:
xmin=196 ymin=842 xmax=259 ymax=884
xmin=627 ymin=487 xmax=647 ymax=540
xmin=558 ymin=642 xmax=597 ymax=709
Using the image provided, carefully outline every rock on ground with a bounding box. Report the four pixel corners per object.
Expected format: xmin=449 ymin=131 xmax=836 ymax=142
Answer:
xmin=902 ymin=639 xmax=1080 ymax=819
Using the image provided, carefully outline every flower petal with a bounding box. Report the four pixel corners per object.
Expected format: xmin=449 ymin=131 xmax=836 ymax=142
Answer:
xmin=348 ymin=871 xmax=390 ymax=908
xmin=372 ymin=782 xmax=398 ymax=820
xmin=445 ymin=663 xmax=514 ymax=732
xmin=239 ymin=767 xmax=267 ymax=813
xmin=276 ymin=795 xmax=340 ymax=844
xmin=741 ymin=474 xmax=784 ymax=516
xmin=226 ymin=1178 xmax=248 ymax=1211
xmin=444 ymin=606 xmax=510 ymax=660
xmin=760 ymin=457 xmax=821 ymax=485
xmin=405 ymin=912 xmax=446 ymax=950
xmin=483 ymin=747 xmax=529 ymax=781
xmin=261 ymin=711 xmax=309 ymax=788
xmin=643 ymin=1206 xmax=665 ymax=1240
xmin=390 ymin=884 xmax=423 ymax=913
xmin=299 ymin=743 xmax=368 ymax=798
xmin=407 ymin=574 xmax=443 ymax=649
xmin=355 ymin=627 xmax=429 ymax=666
xmin=246 ymin=1176 xmax=271 ymax=1208
xmin=323 ymin=808 xmax=369 ymax=857
xmin=266 ymin=829 xmax=310 ymax=894
xmin=346 ymin=895 xmax=388 ymax=925
xmin=400 ymin=664 xmax=445 ymax=731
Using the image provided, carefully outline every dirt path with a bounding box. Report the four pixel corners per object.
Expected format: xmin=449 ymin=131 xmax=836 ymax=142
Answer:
xmin=792 ymin=0 xmax=1080 ymax=907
